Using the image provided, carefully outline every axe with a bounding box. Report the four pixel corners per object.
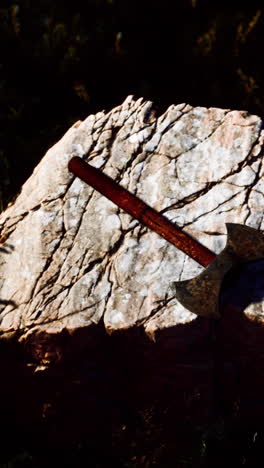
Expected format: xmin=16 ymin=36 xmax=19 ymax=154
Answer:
xmin=68 ymin=156 xmax=264 ymax=319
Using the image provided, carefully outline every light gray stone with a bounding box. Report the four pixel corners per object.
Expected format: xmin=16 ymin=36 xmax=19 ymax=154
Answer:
xmin=0 ymin=96 xmax=263 ymax=346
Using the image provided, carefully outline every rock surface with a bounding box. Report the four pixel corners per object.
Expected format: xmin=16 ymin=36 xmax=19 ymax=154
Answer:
xmin=0 ymin=96 xmax=264 ymax=461
xmin=0 ymin=96 xmax=263 ymax=351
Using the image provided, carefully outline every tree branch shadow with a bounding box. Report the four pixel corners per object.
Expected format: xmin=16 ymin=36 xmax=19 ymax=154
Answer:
xmin=0 ymin=243 xmax=15 ymax=254
xmin=0 ymin=242 xmax=17 ymax=312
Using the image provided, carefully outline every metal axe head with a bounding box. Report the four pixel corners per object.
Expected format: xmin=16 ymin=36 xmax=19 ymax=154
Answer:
xmin=68 ymin=157 xmax=264 ymax=319
xmin=173 ymin=223 xmax=264 ymax=319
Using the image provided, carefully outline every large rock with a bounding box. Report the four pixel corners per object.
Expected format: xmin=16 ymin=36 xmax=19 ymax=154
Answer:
xmin=0 ymin=96 xmax=264 ymax=461
xmin=1 ymin=97 xmax=263 ymax=344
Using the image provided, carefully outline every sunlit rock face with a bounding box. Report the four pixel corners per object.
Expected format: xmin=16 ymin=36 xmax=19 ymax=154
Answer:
xmin=0 ymin=96 xmax=263 ymax=350
xmin=1 ymin=97 xmax=264 ymax=456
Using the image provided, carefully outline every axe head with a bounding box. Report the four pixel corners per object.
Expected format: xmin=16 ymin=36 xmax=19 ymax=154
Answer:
xmin=172 ymin=223 xmax=264 ymax=319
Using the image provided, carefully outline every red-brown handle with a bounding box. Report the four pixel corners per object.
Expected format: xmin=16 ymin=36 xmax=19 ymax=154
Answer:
xmin=68 ymin=156 xmax=216 ymax=267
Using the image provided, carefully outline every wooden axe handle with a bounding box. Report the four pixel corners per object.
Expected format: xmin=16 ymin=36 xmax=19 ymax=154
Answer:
xmin=68 ymin=156 xmax=216 ymax=267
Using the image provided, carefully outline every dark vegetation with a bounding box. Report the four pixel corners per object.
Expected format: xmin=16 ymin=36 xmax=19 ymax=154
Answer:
xmin=1 ymin=1 xmax=264 ymax=466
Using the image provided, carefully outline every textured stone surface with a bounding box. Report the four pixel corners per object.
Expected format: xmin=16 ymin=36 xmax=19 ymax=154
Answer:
xmin=0 ymin=96 xmax=264 ymax=350
xmin=1 ymin=97 xmax=264 ymax=459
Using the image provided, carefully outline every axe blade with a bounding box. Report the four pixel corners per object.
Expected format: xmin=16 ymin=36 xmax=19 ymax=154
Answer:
xmin=173 ymin=223 xmax=264 ymax=319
